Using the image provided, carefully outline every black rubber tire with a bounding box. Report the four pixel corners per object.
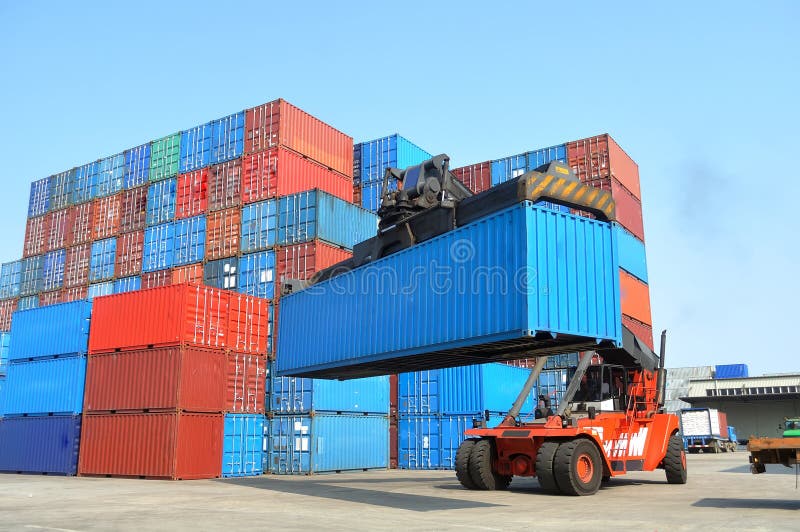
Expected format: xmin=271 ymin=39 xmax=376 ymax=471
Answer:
xmin=553 ymin=439 xmax=603 ymax=496
xmin=535 ymin=441 xmax=561 ymax=493
xmin=455 ymin=438 xmax=479 ymax=490
xmin=468 ymin=439 xmax=511 ymax=491
xmin=601 ymin=474 xmax=611 ymax=483
xmin=664 ymin=433 xmax=688 ymax=484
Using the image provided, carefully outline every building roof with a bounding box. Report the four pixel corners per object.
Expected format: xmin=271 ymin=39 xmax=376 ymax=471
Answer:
xmin=682 ymin=374 xmax=800 ymax=403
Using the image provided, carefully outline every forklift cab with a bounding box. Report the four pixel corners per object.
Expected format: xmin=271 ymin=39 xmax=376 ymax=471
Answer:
xmin=569 ymin=364 xmax=628 ymax=412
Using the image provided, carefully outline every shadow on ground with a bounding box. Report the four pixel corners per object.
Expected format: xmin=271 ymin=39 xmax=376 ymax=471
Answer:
xmin=693 ymin=498 xmax=800 ymax=510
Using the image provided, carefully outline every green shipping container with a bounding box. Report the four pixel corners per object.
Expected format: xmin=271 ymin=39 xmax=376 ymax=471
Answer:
xmin=150 ymin=133 xmax=182 ymax=182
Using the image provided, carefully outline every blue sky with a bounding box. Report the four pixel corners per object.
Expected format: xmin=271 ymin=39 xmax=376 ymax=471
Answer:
xmin=1 ymin=1 xmax=797 ymax=374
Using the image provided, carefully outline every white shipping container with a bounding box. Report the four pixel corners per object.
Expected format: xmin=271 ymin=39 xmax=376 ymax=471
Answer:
xmin=680 ymin=408 xmax=722 ymax=438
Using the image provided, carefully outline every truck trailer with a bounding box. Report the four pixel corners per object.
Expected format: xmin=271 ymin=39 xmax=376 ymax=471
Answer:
xmin=680 ymin=408 xmax=737 ymax=453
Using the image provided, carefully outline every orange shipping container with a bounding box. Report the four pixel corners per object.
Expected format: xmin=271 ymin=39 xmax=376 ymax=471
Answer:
xmin=119 ymin=185 xmax=148 ymax=233
xmin=46 ymin=209 xmax=74 ymax=252
xmin=208 ymin=160 xmax=241 ymax=212
xmin=78 ymin=412 xmax=223 ymax=480
xmin=567 ymin=134 xmax=641 ymax=200
xmin=23 ymin=215 xmax=50 ymax=257
xmin=206 ymin=208 xmax=241 ymax=260
xmin=171 ymin=263 xmax=203 ymax=285
xmin=60 ymin=285 xmax=88 ymax=303
xmin=226 ymin=352 xmax=267 ymax=414
xmin=64 ymin=244 xmax=91 ymax=288
xmin=583 ymin=176 xmax=645 ymax=242
xmin=115 ymin=230 xmax=144 ymax=278
xmin=620 ymin=269 xmax=652 ymax=326
xmin=141 ymin=270 xmax=172 ymax=290
xmin=276 ymin=240 xmax=352 ymax=285
xmin=244 ymin=99 xmax=353 ymax=177
xmin=70 ymin=202 xmax=94 ymax=246
xmin=39 ymin=290 xmax=61 ymax=307
xmin=92 ymin=194 xmax=122 ymax=240
xmin=623 ymin=314 xmax=654 ymax=351
xmin=176 ymin=169 xmax=208 ymax=219
xmin=0 ymin=299 xmax=18 ymax=331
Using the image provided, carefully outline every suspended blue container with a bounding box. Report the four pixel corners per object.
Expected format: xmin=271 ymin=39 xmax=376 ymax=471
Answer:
xmin=398 ymin=363 xmax=535 ymax=416
xmin=28 ymin=177 xmax=50 ymax=217
xmin=142 ymin=222 xmax=176 ymax=272
xmin=0 ymin=332 xmax=10 ymax=375
xmin=240 ymin=199 xmax=277 ymax=252
xmin=615 ymin=225 xmax=648 ymax=283
xmin=96 ymin=153 xmax=125 ymax=197
xmin=0 ymin=415 xmax=81 ymax=475
xmin=48 ymin=169 xmax=74 ymax=211
xmin=237 ymin=251 xmax=275 ymax=299
xmin=8 ymin=300 xmax=92 ymax=360
xmin=0 ymin=260 xmax=22 ymax=299
xmin=277 ymin=190 xmax=377 ymax=249
xmin=222 ymin=413 xmax=264 ymax=478
xmin=277 ymin=203 xmax=621 ymax=379
xmin=173 ymin=215 xmax=206 ymax=266
xmin=146 ymin=178 xmax=177 ymax=226
xmin=359 ymin=134 xmax=432 ymax=185
xmin=112 ymin=276 xmax=141 ymax=294
xmin=42 ymin=249 xmax=66 ymax=292
xmin=87 ymin=281 xmax=114 ymax=300
xmin=89 ymin=238 xmax=116 ymax=282
xmin=2 ymin=356 xmax=87 ymax=415
xmin=72 ymin=161 xmax=98 ymax=204
xmin=180 ymin=122 xmax=213 ymax=172
xmin=19 ymin=256 xmax=43 ymax=297
xmin=17 ymin=295 xmax=39 ymax=311
xmin=264 ymin=414 xmax=388 ymax=474
xmin=124 ymin=143 xmax=151 ymax=188
xmin=211 ymin=112 xmax=245 ymax=164
xmin=204 ymin=257 xmax=238 ymax=290
xmin=267 ymin=371 xmax=389 ymax=414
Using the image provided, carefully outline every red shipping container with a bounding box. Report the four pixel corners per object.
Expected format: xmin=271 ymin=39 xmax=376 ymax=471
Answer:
xmin=171 ymin=263 xmax=203 ymax=285
xmin=92 ymin=193 xmax=122 ymax=240
xmin=141 ymin=270 xmax=172 ymax=290
xmin=70 ymin=202 xmax=94 ymax=246
xmin=353 ymin=183 xmax=362 ymax=207
xmin=226 ymin=352 xmax=267 ymax=413
xmin=228 ymin=292 xmax=270 ymax=356
xmin=119 ymin=185 xmax=148 ymax=233
xmin=452 ymin=161 xmax=492 ymax=194
xmin=244 ymin=99 xmax=354 ymax=177
xmin=206 ymin=208 xmax=241 ymax=260
xmin=116 ymin=230 xmax=144 ymax=278
xmin=623 ymin=314 xmax=654 ymax=351
xmin=78 ymin=412 xmax=223 ymax=480
xmin=620 ymin=270 xmax=652 ymax=326
xmin=0 ymin=299 xmax=18 ymax=331
xmin=276 ymin=240 xmax=352 ymax=285
xmin=84 ymin=346 xmax=226 ymax=413
xmin=389 ymin=373 xmax=398 ymax=469
xmin=46 ymin=209 xmax=74 ymax=252
xmin=176 ymin=169 xmax=208 ymax=219
xmin=567 ymin=134 xmax=641 ymax=201
xmin=389 ymin=420 xmax=398 ymax=470
xmin=208 ymin=159 xmax=241 ymax=212
xmin=23 ymin=215 xmax=50 ymax=257
xmin=64 ymin=243 xmax=91 ymax=288
xmin=584 ymin=175 xmax=645 ymax=242
xmin=60 ymin=285 xmax=88 ymax=303
xmin=40 ymin=291 xmax=61 ymax=307
xmin=241 ymin=147 xmax=353 ymax=204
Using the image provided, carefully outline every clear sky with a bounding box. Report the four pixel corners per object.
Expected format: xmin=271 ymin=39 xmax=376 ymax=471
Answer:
xmin=1 ymin=1 xmax=797 ymax=375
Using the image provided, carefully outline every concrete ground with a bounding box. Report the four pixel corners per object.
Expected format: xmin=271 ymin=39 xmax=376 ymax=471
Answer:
xmin=0 ymin=452 xmax=797 ymax=531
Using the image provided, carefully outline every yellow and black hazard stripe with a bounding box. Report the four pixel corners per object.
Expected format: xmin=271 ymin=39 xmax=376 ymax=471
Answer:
xmin=521 ymin=162 xmax=616 ymax=221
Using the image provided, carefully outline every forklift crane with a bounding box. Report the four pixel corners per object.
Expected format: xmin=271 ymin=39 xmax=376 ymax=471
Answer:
xmin=284 ymin=154 xmax=687 ymax=496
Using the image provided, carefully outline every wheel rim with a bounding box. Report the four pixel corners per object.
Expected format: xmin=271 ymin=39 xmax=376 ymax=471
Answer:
xmin=576 ymin=454 xmax=594 ymax=483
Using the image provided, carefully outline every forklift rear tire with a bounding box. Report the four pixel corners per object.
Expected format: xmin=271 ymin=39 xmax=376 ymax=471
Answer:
xmin=468 ymin=438 xmax=511 ymax=491
xmin=553 ymin=439 xmax=603 ymax=496
xmin=664 ymin=433 xmax=688 ymax=484
xmin=455 ymin=438 xmax=479 ymax=490
xmin=535 ymin=441 xmax=561 ymax=493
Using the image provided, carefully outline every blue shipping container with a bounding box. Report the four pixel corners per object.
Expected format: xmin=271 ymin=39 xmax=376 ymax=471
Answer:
xmin=277 ymin=202 xmax=621 ymax=378
xmin=96 ymin=153 xmax=125 ymax=197
xmin=146 ymin=178 xmax=177 ymax=226
xmin=222 ymin=413 xmax=264 ymax=478
xmin=2 ymin=356 xmax=87 ymax=415
xmin=715 ymin=364 xmax=749 ymax=379
xmin=89 ymin=238 xmax=116 ymax=282
xmin=240 ymin=200 xmax=277 ymax=252
xmin=28 ymin=177 xmax=50 ymax=217
xmin=18 ymin=295 xmax=39 ymax=311
xmin=211 ymin=112 xmax=245 ymax=164
xmin=277 ymin=190 xmax=377 ymax=249
xmin=543 ymin=353 xmax=580 ymax=369
xmin=42 ymin=249 xmax=66 ymax=291
xmin=353 ymin=143 xmax=362 ymax=184
xmin=359 ymin=134 xmax=432 ymax=185
xmin=360 ymin=181 xmax=383 ymax=213
xmin=72 ymin=161 xmax=98 ymax=204
xmin=87 ymin=281 xmax=114 ymax=300
xmin=539 ymin=369 xmax=569 ymax=408
xmin=180 ymin=122 xmax=213 ymax=172
xmin=124 ymin=143 xmax=151 ymax=188
xmin=173 ymin=215 xmax=206 ymax=266
xmin=264 ymin=414 xmax=388 ymax=474
xmin=398 ymin=363 xmax=535 ymax=416
xmin=204 ymin=257 xmax=238 ymax=290
xmin=267 ymin=373 xmax=389 ymax=414
xmin=8 ymin=300 xmax=92 ymax=360
xmin=0 ymin=332 xmax=9 ymax=374
xmin=615 ymin=225 xmax=648 ymax=283
xmin=112 ymin=276 xmax=141 ymax=294
xmin=491 ymin=144 xmax=567 ymax=186
xmin=0 ymin=415 xmax=81 ymax=475
xmin=49 ymin=169 xmax=74 ymax=211
xmin=1 ymin=260 xmax=22 ymax=299
xmin=237 ymin=251 xmax=275 ymax=299
xmin=142 ymin=222 xmax=176 ymax=272
xmin=19 ymin=256 xmax=43 ymax=297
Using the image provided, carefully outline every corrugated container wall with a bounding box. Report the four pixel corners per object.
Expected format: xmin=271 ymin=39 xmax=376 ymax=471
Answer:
xmin=206 ymin=208 xmax=239 ymax=260
xmin=267 ymin=373 xmax=389 ymax=414
xmin=49 ymin=169 xmax=74 ymax=211
xmin=87 ymin=281 xmax=113 ymax=300
xmin=23 ymin=215 xmax=49 ymax=257
xmin=64 ymin=244 xmax=91 ymax=288
xmin=173 ymin=215 xmax=206 ymax=266
xmin=72 ymin=162 xmax=97 ymax=204
xmin=115 ymin=230 xmax=144 ymax=278
xmin=222 ymin=413 xmax=264 ymax=477
xmin=142 ymin=222 xmax=175 ymax=272
xmin=491 ymin=144 xmax=567 ymax=186
xmin=715 ymin=364 xmax=749 ymax=379
xmin=92 ymin=194 xmax=122 ymax=240
xmin=211 ymin=112 xmax=244 ymax=164
xmin=112 ymin=276 xmax=141 ymax=294
xmin=89 ymin=237 xmax=116 ymax=282
xmin=150 ymin=133 xmax=181 ymax=182
xmin=276 ymin=241 xmax=352 ymax=284
xmin=226 ymin=352 xmax=267 ymax=414
xmin=204 ymin=257 xmax=238 ymax=291
xmin=176 ymin=169 xmax=208 ymax=219
xmin=28 ymin=177 xmax=50 ymax=218
xmin=8 ymin=300 xmax=92 ymax=360
xmin=208 ymin=160 xmax=242 ymax=212
xmin=19 ymin=257 xmax=42 ymax=295
xmin=180 ymin=123 xmax=213 ymax=173
xmin=120 ymin=186 xmax=148 ymax=233
xmin=124 ymin=143 xmax=151 ymax=188
xmin=0 ymin=331 xmax=9 ymax=373
xmin=451 ymin=162 xmax=491 ymax=194
xmin=0 ymin=299 xmax=17 ymax=332
xmin=41 ymin=248 xmax=66 ymax=291
xmin=146 ymin=178 xmax=177 ymax=226
xmin=0 ymin=415 xmax=81 ymax=475
xmin=1 ymin=260 xmax=22 ymax=299
xmin=2 ymin=356 xmax=87 ymax=415
xmin=96 ymin=153 xmax=125 ymax=198
xmin=46 ymin=209 xmax=72 ymax=251
xmin=70 ymin=202 xmax=94 ymax=245
xmin=237 ymin=251 xmax=275 ymax=299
